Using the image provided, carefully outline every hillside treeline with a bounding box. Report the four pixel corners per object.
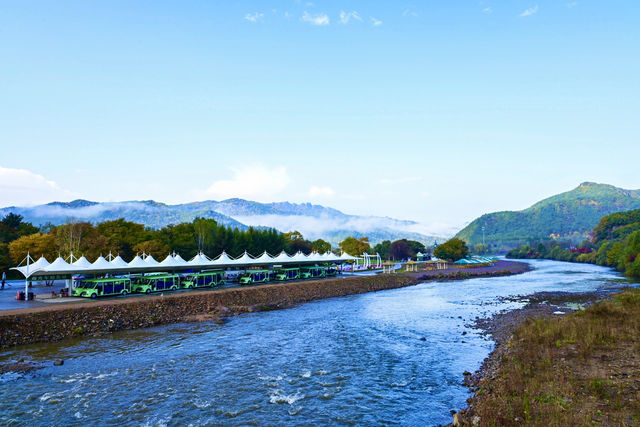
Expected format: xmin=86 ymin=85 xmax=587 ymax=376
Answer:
xmin=507 ymin=209 xmax=640 ymax=279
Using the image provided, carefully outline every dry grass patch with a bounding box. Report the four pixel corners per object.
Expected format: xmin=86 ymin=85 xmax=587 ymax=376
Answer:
xmin=468 ymin=288 xmax=640 ymax=426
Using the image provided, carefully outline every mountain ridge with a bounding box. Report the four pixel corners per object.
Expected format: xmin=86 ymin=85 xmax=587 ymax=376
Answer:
xmin=0 ymin=198 xmax=442 ymax=246
xmin=455 ymin=182 xmax=640 ymax=249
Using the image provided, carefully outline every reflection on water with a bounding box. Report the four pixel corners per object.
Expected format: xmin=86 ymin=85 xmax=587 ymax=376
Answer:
xmin=0 ymin=260 xmax=629 ymax=426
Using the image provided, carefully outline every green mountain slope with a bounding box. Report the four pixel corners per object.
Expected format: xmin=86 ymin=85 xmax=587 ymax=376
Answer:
xmin=455 ymin=182 xmax=640 ymax=248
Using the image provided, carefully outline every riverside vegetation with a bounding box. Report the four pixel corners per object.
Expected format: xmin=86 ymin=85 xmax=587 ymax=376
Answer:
xmin=459 ymin=287 xmax=640 ymax=425
xmin=506 ymin=209 xmax=640 ymax=280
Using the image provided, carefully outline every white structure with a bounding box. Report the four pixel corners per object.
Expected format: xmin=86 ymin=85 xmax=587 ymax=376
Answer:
xmin=12 ymin=250 xmax=360 ymax=284
xmin=351 ymin=253 xmax=382 ymax=271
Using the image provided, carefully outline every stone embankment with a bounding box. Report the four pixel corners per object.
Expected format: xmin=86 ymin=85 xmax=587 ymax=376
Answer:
xmin=0 ymin=260 xmax=530 ymax=349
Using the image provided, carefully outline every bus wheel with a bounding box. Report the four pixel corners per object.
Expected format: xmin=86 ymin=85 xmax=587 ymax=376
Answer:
xmin=122 ymin=291 xmax=128 ymax=296
xmin=90 ymin=294 xmax=97 ymax=299
xmin=145 ymin=289 xmax=151 ymax=294
xmin=189 ymin=285 xmax=193 ymax=289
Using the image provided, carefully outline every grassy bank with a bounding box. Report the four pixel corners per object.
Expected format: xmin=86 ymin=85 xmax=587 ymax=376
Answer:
xmin=459 ymin=288 xmax=640 ymax=426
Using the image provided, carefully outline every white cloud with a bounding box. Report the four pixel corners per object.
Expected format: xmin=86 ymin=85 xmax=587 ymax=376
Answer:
xmin=566 ymin=1 xmax=578 ymax=8
xmin=339 ymin=10 xmax=362 ymax=24
xmin=198 ymin=165 xmax=290 ymax=202
xmin=402 ymin=9 xmax=418 ymax=17
xmin=379 ymin=177 xmax=423 ymax=185
xmin=308 ymin=186 xmax=335 ymax=197
xmin=301 ymin=11 xmax=330 ymax=26
xmin=483 ymin=7 xmax=492 ymax=14
xmin=370 ymin=17 xmax=383 ymax=26
xmin=0 ymin=166 xmax=77 ymax=207
xmin=519 ymin=5 xmax=538 ymax=17
xmin=244 ymin=12 xmax=264 ymax=22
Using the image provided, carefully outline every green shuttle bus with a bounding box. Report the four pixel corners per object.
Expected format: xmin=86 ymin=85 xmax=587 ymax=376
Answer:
xmin=301 ymin=266 xmax=326 ymax=279
xmin=300 ymin=269 xmax=312 ymax=279
xmin=239 ymin=270 xmax=271 ymax=285
xmin=73 ymin=277 xmax=131 ymax=299
xmin=325 ymin=266 xmax=339 ymax=276
xmin=182 ymin=270 xmax=225 ymax=289
xmin=132 ymin=273 xmax=180 ymax=293
xmin=274 ymin=268 xmax=300 ymax=281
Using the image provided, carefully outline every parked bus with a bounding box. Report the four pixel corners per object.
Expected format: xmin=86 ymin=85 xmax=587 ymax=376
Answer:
xmin=73 ymin=277 xmax=131 ymax=299
xmin=325 ymin=266 xmax=339 ymax=276
xmin=301 ymin=266 xmax=326 ymax=279
xmin=273 ymin=268 xmax=300 ymax=281
xmin=239 ymin=269 xmax=271 ymax=285
xmin=182 ymin=270 xmax=225 ymax=289
xmin=132 ymin=273 xmax=180 ymax=293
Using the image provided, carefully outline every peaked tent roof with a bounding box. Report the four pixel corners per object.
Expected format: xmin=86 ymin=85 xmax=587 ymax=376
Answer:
xmin=110 ymin=255 xmax=129 ymax=268
xmin=144 ymin=254 xmax=159 ymax=266
xmin=91 ymin=256 xmax=112 ymax=269
xmin=72 ymin=256 xmax=92 ymax=268
xmin=272 ymin=251 xmax=292 ymax=262
xmin=128 ymin=255 xmax=147 ymax=268
xmin=160 ymin=254 xmax=180 ymax=267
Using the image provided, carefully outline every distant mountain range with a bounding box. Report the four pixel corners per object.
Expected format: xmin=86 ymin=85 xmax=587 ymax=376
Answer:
xmin=455 ymin=182 xmax=640 ymax=249
xmin=0 ymin=199 xmax=443 ymax=246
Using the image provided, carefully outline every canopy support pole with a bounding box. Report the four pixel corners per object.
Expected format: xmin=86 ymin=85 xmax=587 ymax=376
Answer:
xmin=24 ymin=252 xmax=30 ymax=301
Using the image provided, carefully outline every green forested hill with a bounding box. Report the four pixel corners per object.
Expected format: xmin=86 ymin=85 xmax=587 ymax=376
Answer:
xmin=455 ymin=182 xmax=640 ymax=249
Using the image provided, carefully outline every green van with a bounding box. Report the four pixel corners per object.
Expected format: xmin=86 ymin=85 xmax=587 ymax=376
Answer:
xmin=73 ymin=277 xmax=131 ymax=298
xmin=238 ymin=270 xmax=271 ymax=285
xmin=132 ymin=273 xmax=180 ymax=293
xmin=182 ymin=270 xmax=225 ymax=289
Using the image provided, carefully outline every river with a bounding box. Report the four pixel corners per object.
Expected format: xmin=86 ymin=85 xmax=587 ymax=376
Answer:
xmin=0 ymin=260 xmax=631 ymax=426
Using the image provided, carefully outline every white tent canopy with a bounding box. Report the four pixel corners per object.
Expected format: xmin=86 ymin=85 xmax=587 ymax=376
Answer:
xmin=91 ymin=256 xmax=112 ymax=270
xmin=11 ymin=250 xmax=359 ymax=278
xmin=160 ymin=254 xmax=180 ymax=267
xmin=110 ymin=255 xmax=129 ymax=268
xmin=72 ymin=256 xmax=92 ymax=268
xmin=143 ymin=254 xmax=159 ymax=266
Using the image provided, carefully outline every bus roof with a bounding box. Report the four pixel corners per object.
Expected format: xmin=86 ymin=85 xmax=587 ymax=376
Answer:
xmin=81 ymin=277 xmax=131 ymax=284
xmin=141 ymin=273 xmax=179 ymax=279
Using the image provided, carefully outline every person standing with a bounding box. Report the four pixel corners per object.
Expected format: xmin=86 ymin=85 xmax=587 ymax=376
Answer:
xmin=1 ymin=271 xmax=5 ymax=290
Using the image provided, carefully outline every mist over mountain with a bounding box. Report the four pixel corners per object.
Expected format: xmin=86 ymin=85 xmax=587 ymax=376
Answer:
xmin=0 ymin=198 xmax=444 ymax=246
xmin=455 ymin=182 xmax=640 ymax=249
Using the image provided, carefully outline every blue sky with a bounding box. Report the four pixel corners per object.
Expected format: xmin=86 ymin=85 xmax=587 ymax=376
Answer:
xmin=0 ymin=1 xmax=639 ymax=234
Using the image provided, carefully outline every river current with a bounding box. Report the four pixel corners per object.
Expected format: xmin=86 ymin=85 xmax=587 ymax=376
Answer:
xmin=0 ymin=260 xmax=631 ymax=426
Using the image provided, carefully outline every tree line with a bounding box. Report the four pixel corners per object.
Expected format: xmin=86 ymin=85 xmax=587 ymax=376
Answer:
xmin=1 ymin=214 xmax=334 ymax=276
xmin=1 ymin=213 xmax=443 ymax=278
xmin=506 ymin=209 xmax=640 ymax=279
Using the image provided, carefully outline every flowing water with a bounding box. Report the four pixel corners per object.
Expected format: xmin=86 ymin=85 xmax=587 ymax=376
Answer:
xmin=0 ymin=260 xmax=632 ymax=426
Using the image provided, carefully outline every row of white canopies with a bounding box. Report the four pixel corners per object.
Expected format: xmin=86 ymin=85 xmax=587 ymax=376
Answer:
xmin=13 ymin=250 xmax=359 ymax=279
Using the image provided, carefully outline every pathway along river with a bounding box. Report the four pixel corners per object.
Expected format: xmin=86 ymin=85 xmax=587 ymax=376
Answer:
xmin=0 ymin=260 xmax=632 ymax=426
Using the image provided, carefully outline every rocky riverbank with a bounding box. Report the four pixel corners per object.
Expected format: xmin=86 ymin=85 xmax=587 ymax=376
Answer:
xmin=0 ymin=261 xmax=529 ymax=352
xmin=452 ymin=287 xmax=639 ymax=426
